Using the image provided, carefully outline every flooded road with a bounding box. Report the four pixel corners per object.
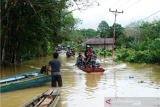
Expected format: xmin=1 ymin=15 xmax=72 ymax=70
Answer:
xmin=0 ymin=52 xmax=160 ymax=107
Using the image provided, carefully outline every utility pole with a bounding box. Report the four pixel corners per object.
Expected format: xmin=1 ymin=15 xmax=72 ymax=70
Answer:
xmin=84 ymin=29 xmax=87 ymax=39
xmin=109 ymin=8 xmax=123 ymax=60
xmin=104 ymin=31 xmax=106 ymax=57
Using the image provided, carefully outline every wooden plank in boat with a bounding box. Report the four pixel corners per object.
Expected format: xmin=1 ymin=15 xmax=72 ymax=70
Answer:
xmin=20 ymin=89 xmax=49 ymax=107
xmin=38 ymin=96 xmax=53 ymax=107
xmin=49 ymin=96 xmax=60 ymax=107
xmin=58 ymin=89 xmax=61 ymax=96
xmin=27 ymin=104 xmax=34 ymax=107
xmin=51 ymin=89 xmax=61 ymax=96
xmin=33 ymin=99 xmax=39 ymax=106
xmin=20 ymin=89 xmax=60 ymax=107
xmin=43 ymin=88 xmax=54 ymax=95
xmin=34 ymin=97 xmax=45 ymax=107
xmin=51 ymin=89 xmax=58 ymax=96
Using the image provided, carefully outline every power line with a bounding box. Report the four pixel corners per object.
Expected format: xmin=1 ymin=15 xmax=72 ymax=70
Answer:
xmin=97 ymin=0 xmax=123 ymax=25
xmin=123 ymin=0 xmax=140 ymax=10
xmin=83 ymin=0 xmax=124 ymax=32
xmin=142 ymin=10 xmax=160 ymax=21
xmin=81 ymin=0 xmax=140 ymax=44
xmin=117 ymin=0 xmax=130 ymax=9
xmin=99 ymin=0 xmax=124 ymax=23
xmin=127 ymin=21 xmax=160 ymax=28
xmin=111 ymin=0 xmax=121 ymax=8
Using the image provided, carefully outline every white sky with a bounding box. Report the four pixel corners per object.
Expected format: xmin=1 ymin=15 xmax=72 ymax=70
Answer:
xmin=72 ymin=0 xmax=160 ymax=30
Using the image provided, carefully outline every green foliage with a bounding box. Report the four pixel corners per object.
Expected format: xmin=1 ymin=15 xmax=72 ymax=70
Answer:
xmin=79 ymin=28 xmax=96 ymax=38
xmin=109 ymin=24 xmax=124 ymax=39
xmin=61 ymin=31 xmax=85 ymax=52
xmin=139 ymin=41 xmax=149 ymax=51
xmin=115 ymin=39 xmax=160 ymax=64
xmin=115 ymin=36 xmax=135 ymax=48
xmin=1 ymin=0 xmax=90 ymax=63
xmin=128 ymin=40 xmax=139 ymax=51
xmin=139 ymin=21 xmax=160 ymax=41
xmin=97 ymin=21 xmax=109 ymax=38
xmin=96 ymin=48 xmax=112 ymax=56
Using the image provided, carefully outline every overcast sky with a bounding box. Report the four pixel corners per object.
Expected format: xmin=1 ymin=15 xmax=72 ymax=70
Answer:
xmin=72 ymin=0 xmax=160 ymax=30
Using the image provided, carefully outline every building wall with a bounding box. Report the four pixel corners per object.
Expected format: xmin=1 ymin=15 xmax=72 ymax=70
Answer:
xmin=87 ymin=44 xmax=112 ymax=50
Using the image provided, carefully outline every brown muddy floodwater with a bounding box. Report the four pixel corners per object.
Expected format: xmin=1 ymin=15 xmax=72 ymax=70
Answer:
xmin=0 ymin=52 xmax=160 ymax=107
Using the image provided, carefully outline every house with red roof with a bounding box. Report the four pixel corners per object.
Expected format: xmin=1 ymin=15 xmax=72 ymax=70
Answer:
xmin=83 ymin=38 xmax=114 ymax=49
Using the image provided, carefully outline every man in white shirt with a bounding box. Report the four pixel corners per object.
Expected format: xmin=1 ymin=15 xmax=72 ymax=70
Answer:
xmin=94 ymin=55 xmax=101 ymax=68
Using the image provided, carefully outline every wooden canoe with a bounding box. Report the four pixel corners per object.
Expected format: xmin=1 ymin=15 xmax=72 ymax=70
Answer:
xmin=20 ymin=88 xmax=61 ymax=107
xmin=78 ymin=67 xmax=105 ymax=73
xmin=0 ymin=71 xmax=51 ymax=92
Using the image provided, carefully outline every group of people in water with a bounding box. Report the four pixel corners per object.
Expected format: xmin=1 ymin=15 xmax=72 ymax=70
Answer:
xmin=75 ymin=45 xmax=101 ymax=68
xmin=66 ymin=47 xmax=75 ymax=57
xmin=40 ymin=45 xmax=101 ymax=87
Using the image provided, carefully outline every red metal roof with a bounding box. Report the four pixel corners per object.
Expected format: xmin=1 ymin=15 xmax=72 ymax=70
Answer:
xmin=83 ymin=38 xmax=114 ymax=44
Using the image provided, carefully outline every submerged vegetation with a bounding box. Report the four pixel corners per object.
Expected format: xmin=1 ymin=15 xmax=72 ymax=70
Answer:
xmin=92 ymin=19 xmax=160 ymax=65
xmin=115 ymin=19 xmax=160 ymax=64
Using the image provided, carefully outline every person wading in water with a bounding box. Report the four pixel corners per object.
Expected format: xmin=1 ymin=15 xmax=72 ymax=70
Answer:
xmin=46 ymin=53 xmax=62 ymax=87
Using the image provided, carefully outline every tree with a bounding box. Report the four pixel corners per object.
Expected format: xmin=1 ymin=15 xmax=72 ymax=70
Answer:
xmin=140 ymin=20 xmax=160 ymax=42
xmin=79 ymin=28 xmax=96 ymax=38
xmin=97 ymin=21 xmax=109 ymax=38
xmin=123 ymin=21 xmax=141 ymax=40
xmin=109 ymin=23 xmax=124 ymax=40
xmin=1 ymin=0 xmax=99 ymax=63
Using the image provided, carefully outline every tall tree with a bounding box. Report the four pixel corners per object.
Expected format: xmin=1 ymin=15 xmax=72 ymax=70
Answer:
xmin=80 ymin=28 xmax=96 ymax=38
xmin=109 ymin=23 xmax=124 ymax=40
xmin=97 ymin=21 xmax=109 ymax=38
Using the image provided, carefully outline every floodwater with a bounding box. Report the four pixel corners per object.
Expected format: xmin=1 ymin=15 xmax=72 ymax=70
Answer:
xmin=0 ymin=52 xmax=160 ymax=107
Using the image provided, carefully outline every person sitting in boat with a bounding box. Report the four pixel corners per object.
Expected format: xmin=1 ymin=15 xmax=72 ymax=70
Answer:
xmin=72 ymin=49 xmax=75 ymax=56
xmin=87 ymin=53 xmax=96 ymax=68
xmin=70 ymin=48 xmax=73 ymax=55
xmin=94 ymin=55 xmax=101 ymax=68
xmin=75 ymin=53 xmax=83 ymax=67
xmin=40 ymin=64 xmax=47 ymax=73
xmin=55 ymin=48 xmax=58 ymax=52
xmin=84 ymin=45 xmax=90 ymax=60
xmin=84 ymin=55 xmax=91 ymax=68
xmin=66 ymin=51 xmax=71 ymax=57
xmin=87 ymin=46 xmax=96 ymax=56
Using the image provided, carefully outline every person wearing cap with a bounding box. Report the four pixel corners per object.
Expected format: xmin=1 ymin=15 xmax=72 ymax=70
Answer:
xmin=94 ymin=55 xmax=101 ymax=68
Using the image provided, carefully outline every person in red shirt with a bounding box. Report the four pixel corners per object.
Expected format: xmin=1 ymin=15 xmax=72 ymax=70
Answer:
xmin=87 ymin=47 xmax=96 ymax=56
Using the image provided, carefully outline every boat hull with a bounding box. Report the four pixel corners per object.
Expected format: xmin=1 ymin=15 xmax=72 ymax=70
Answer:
xmin=0 ymin=71 xmax=51 ymax=92
xmin=20 ymin=88 xmax=61 ymax=107
xmin=78 ymin=67 xmax=105 ymax=73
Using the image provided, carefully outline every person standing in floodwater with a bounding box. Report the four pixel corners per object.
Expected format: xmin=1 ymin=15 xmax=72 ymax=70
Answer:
xmin=46 ymin=53 xmax=62 ymax=87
